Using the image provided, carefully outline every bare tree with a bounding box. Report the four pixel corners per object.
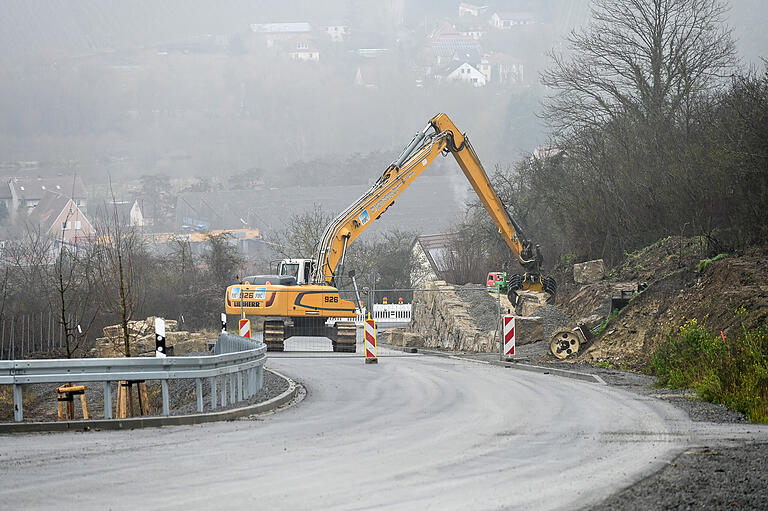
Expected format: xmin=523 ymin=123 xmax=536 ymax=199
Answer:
xmin=6 ymin=222 xmax=99 ymax=358
xmin=95 ymin=199 xmax=144 ymax=358
xmin=265 ymin=204 xmax=335 ymax=259
xmin=542 ymin=0 xmax=736 ymax=133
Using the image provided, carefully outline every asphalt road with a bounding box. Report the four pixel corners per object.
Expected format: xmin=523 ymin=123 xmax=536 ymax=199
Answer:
xmin=1 ymin=353 xmax=767 ymax=510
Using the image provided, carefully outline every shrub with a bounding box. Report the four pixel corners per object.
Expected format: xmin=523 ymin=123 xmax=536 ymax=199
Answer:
xmin=652 ymin=318 xmax=768 ymax=423
xmin=696 ymin=252 xmax=728 ymax=272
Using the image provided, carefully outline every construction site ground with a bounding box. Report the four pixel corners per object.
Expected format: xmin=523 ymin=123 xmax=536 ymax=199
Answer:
xmin=437 ymin=235 xmax=767 ymax=509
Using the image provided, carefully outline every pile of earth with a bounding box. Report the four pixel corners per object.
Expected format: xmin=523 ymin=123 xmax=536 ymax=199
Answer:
xmin=559 ymin=237 xmax=768 ymax=370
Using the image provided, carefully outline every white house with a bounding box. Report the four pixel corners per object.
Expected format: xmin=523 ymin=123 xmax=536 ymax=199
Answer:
xmin=458 ymin=3 xmax=487 ymax=17
xmin=478 ymin=53 xmax=525 ymax=85
xmin=28 ymin=191 xmax=95 ymax=247
xmin=287 ymin=38 xmax=320 ymax=61
xmin=325 ymin=24 xmax=349 ymax=42
xmin=250 ymin=22 xmax=313 ymax=48
xmin=490 ymin=12 xmax=536 ymax=29
xmin=446 ymin=62 xmax=487 ymax=87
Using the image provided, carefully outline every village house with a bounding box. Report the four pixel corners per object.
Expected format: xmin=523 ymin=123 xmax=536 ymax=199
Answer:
xmin=250 ymin=22 xmax=313 ymax=48
xmin=324 ymin=24 xmax=349 ymax=42
xmin=99 ymin=200 xmax=145 ymax=229
xmin=1 ymin=175 xmax=87 ymax=221
xmin=285 ymin=36 xmax=321 ymax=62
xmin=410 ymin=233 xmax=459 ymax=288
xmin=490 ymin=11 xmax=536 ymax=29
xmin=458 ymin=3 xmax=488 ymax=17
xmin=445 ymin=62 xmax=487 ymax=87
xmin=478 ymin=53 xmax=525 ymax=85
xmin=430 ymin=33 xmax=482 ymax=66
xmin=453 ymin=17 xmax=487 ymax=40
xmin=28 ymin=190 xmax=95 ymax=248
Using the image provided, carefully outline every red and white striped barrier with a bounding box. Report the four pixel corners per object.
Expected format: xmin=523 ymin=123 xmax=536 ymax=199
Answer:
xmin=503 ymin=316 xmax=515 ymax=357
xmin=364 ymin=316 xmax=378 ymax=364
xmin=239 ymin=318 xmax=251 ymax=339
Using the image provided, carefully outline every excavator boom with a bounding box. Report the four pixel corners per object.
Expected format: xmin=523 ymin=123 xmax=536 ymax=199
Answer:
xmin=313 ymin=113 xmax=544 ymax=287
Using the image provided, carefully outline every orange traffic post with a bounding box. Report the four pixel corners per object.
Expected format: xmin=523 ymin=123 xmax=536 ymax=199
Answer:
xmin=364 ymin=314 xmax=378 ymax=364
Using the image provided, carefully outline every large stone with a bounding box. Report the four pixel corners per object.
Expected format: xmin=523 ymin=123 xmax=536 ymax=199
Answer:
xmin=574 ymin=259 xmax=606 ymax=284
xmin=103 ymin=325 xmax=122 ymax=339
xmin=383 ymin=330 xmax=405 ymax=346
xmin=401 ymin=332 xmax=423 ymax=347
xmin=173 ymin=335 xmax=208 ymax=355
xmin=514 ymin=316 xmax=546 ymax=345
xmin=515 ymin=291 xmax=548 ymax=316
xmin=167 ymin=331 xmax=191 ymax=343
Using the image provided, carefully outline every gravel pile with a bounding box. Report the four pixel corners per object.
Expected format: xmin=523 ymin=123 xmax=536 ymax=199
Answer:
xmin=454 ymin=284 xmax=501 ymax=331
xmin=533 ymin=304 xmax=570 ymax=339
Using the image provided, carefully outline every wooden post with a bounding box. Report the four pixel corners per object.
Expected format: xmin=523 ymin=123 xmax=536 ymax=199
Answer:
xmin=80 ymin=394 xmax=89 ymax=420
xmin=138 ymin=382 xmax=150 ymax=416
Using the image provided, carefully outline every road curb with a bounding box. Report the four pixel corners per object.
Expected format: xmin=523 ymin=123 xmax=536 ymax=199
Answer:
xmin=0 ymin=370 xmax=300 ymax=434
xmin=489 ymin=360 xmax=607 ymax=384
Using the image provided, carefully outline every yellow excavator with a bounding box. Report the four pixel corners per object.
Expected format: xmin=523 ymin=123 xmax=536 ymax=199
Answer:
xmin=225 ymin=113 xmax=556 ymax=351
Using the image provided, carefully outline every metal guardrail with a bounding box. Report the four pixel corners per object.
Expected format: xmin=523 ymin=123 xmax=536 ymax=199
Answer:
xmin=0 ymin=332 xmax=266 ymax=423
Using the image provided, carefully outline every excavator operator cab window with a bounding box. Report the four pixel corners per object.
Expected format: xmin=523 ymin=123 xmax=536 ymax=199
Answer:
xmin=303 ymin=262 xmax=313 ymax=284
xmin=281 ymin=263 xmax=299 ymax=279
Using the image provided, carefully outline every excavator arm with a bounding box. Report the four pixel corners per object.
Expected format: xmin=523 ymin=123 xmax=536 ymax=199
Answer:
xmin=312 ymin=113 xmax=555 ymax=300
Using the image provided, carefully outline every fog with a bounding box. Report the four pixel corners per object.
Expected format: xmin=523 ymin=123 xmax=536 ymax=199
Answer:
xmin=0 ymin=0 xmax=765 ymax=233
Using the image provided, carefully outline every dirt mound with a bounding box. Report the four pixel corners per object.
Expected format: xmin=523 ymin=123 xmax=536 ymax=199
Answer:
xmin=612 ymin=235 xmax=707 ymax=282
xmin=580 ymin=244 xmax=768 ymax=369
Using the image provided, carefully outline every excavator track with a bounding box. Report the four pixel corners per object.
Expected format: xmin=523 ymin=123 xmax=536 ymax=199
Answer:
xmin=333 ymin=322 xmax=357 ymax=353
xmin=263 ymin=320 xmax=285 ymax=352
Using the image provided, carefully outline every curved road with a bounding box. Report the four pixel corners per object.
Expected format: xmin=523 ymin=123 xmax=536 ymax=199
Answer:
xmin=1 ymin=353 xmax=766 ymax=510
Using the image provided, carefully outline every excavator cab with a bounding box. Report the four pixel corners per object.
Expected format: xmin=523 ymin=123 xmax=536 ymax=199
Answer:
xmin=278 ymin=259 xmax=314 ymax=285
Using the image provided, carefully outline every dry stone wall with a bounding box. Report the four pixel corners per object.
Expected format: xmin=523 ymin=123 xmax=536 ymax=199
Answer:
xmin=91 ymin=316 xmax=209 ymax=358
xmin=406 ymin=281 xmax=497 ymax=352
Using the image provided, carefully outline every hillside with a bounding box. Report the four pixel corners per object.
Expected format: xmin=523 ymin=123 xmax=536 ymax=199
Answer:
xmin=557 ymin=237 xmax=768 ymax=370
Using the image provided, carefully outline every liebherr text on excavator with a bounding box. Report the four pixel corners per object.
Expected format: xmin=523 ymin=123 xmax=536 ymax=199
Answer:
xmin=225 ymin=113 xmax=556 ymax=351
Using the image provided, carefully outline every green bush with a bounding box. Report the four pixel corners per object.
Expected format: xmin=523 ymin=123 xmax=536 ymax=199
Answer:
xmin=652 ymin=318 xmax=768 ymax=423
xmin=696 ymin=253 xmax=728 ymax=272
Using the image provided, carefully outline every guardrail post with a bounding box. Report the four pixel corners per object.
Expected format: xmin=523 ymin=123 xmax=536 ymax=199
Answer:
xmin=13 ymin=384 xmax=23 ymax=422
xmin=220 ymin=376 xmax=227 ymax=407
xmin=195 ymin=378 xmax=203 ymax=413
xmin=210 ymin=377 xmax=217 ymax=410
xmin=242 ymin=370 xmax=249 ymax=399
xmin=257 ymin=365 xmax=264 ymax=390
xmin=229 ymin=374 xmax=236 ymax=405
xmin=161 ymin=380 xmax=170 ymax=416
xmin=104 ymin=381 xmax=113 ymax=419
xmin=237 ymin=371 xmax=243 ymax=402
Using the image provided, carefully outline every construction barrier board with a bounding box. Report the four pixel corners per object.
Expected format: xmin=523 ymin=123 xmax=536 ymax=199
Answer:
xmin=503 ymin=316 xmax=515 ymax=357
xmin=239 ymin=318 xmax=251 ymax=339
